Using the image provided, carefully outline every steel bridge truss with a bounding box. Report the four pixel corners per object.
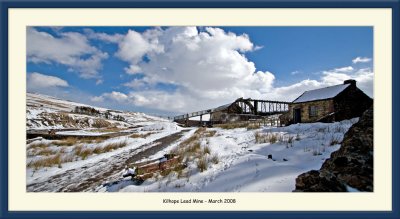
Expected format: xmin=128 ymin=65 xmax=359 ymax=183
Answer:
xmin=173 ymin=98 xmax=289 ymax=122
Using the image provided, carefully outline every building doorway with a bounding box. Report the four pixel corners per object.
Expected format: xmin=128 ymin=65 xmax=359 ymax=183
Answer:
xmin=293 ymin=108 xmax=301 ymax=123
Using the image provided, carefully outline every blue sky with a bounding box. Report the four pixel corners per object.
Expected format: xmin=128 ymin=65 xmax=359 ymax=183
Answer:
xmin=27 ymin=26 xmax=373 ymax=116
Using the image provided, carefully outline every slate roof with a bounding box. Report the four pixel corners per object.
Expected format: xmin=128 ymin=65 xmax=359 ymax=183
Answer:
xmin=212 ymin=103 xmax=232 ymax=111
xmin=292 ymin=84 xmax=350 ymax=103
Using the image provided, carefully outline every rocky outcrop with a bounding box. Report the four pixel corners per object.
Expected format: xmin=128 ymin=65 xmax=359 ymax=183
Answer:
xmin=294 ymin=106 xmax=373 ymax=192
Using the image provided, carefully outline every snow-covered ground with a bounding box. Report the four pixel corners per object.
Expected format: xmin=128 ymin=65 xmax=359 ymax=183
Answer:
xmin=115 ymin=119 xmax=358 ymax=192
xmin=27 ymin=92 xmax=162 ymax=129
xmin=26 ymin=124 xmax=183 ymax=187
xmin=26 ymin=92 xmax=358 ymax=193
xmin=26 ymin=93 xmax=184 ymax=191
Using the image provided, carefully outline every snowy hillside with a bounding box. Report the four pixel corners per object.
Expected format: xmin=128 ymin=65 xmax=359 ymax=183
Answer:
xmin=27 ymin=92 xmax=162 ymax=129
xmin=26 ymin=92 xmax=358 ymax=193
xmin=26 ymin=93 xmax=184 ymax=191
xmin=98 ymin=119 xmax=358 ymax=192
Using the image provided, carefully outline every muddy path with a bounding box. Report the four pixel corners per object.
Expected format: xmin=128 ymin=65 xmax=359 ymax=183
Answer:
xmin=26 ymin=129 xmax=138 ymax=140
xmin=26 ymin=130 xmax=190 ymax=192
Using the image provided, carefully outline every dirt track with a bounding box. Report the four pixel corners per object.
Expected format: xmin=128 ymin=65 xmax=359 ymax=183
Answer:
xmin=26 ymin=130 xmax=190 ymax=192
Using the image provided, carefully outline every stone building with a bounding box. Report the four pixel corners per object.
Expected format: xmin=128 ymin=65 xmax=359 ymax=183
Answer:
xmin=210 ymin=99 xmax=259 ymax=123
xmin=281 ymin=80 xmax=372 ymax=124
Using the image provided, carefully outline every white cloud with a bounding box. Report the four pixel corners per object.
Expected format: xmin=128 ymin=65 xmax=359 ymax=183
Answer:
xmin=330 ymin=66 xmax=354 ymax=73
xmin=90 ymin=96 xmax=104 ymax=102
xmin=123 ymin=78 xmax=148 ymax=89
xmin=88 ymin=26 xmax=274 ymax=112
xmin=124 ymin=65 xmax=142 ymax=75
xmin=271 ymin=79 xmax=323 ymax=101
xmin=253 ymin=45 xmax=264 ymax=51
xmin=115 ymin=29 xmax=163 ymax=67
xmin=95 ymin=79 xmax=104 ymax=85
xmin=27 ymin=27 xmax=108 ymax=79
xmin=290 ymin=70 xmax=301 ymax=75
xmin=93 ymin=64 xmax=373 ymax=113
xmin=352 ymin=57 xmax=372 ymax=64
xmin=27 ymin=72 xmax=69 ymax=89
xmin=84 ymin=28 xmax=124 ymax=43
xmin=91 ymin=27 xmax=373 ymax=113
xmin=91 ymin=91 xmax=128 ymax=103
xmin=263 ymin=66 xmax=373 ymax=103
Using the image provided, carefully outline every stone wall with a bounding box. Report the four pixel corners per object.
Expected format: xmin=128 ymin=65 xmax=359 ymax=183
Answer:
xmin=287 ymin=99 xmax=334 ymax=123
xmin=293 ymin=106 xmax=373 ymax=192
xmin=211 ymin=112 xmax=262 ymax=123
xmin=334 ymin=86 xmax=373 ymax=121
xmin=284 ymin=84 xmax=372 ymax=125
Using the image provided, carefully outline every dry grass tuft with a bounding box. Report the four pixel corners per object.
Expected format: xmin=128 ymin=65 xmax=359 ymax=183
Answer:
xmin=216 ymin=122 xmax=261 ymax=130
xmin=179 ymin=134 xmax=200 ymax=147
xmin=186 ymin=142 xmax=201 ymax=154
xmin=130 ymin=133 xmax=152 ymax=138
xmin=27 ymin=153 xmax=62 ymax=169
xmin=203 ymin=145 xmax=211 ymax=154
xmin=52 ymin=136 xmax=109 ymax=146
xmin=35 ymin=148 xmax=55 ymax=156
xmin=210 ymin=154 xmax=219 ymax=164
xmin=74 ymin=145 xmax=93 ymax=159
xmin=216 ymin=122 xmax=248 ymax=129
xmin=53 ymin=137 xmax=80 ymax=146
xmin=91 ymin=140 xmax=128 ymax=154
xmin=92 ymin=119 xmax=111 ymax=128
xmin=195 ymin=127 xmax=207 ymax=134
xmin=103 ymin=140 xmax=128 ymax=152
xmin=255 ymin=132 xmax=280 ymax=144
xmin=204 ymin=130 xmax=217 ymax=137
xmin=91 ymin=127 xmax=122 ymax=133
xmin=285 ymin=135 xmax=294 ymax=148
xmin=197 ymin=157 xmax=208 ymax=172
xmin=78 ymin=148 xmax=93 ymax=160
xmin=247 ymin=123 xmax=261 ymax=130
xmin=28 ymin=142 xmax=50 ymax=149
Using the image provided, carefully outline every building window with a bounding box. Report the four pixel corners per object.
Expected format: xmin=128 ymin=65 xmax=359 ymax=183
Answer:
xmin=309 ymin=106 xmax=318 ymax=117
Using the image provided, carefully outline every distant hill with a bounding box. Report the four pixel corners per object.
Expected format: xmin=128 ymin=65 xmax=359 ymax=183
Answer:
xmin=26 ymin=92 xmax=165 ymax=130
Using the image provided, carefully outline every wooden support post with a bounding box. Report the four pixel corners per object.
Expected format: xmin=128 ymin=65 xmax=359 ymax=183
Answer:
xmin=254 ymin=100 xmax=258 ymax=115
xmin=199 ymin=114 xmax=203 ymax=126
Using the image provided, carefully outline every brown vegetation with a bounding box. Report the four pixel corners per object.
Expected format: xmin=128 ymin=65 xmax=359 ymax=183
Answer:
xmin=52 ymin=136 xmax=108 ymax=147
xmin=28 ymin=142 xmax=50 ymax=149
xmin=255 ymin=131 xmax=279 ymax=144
xmin=27 ymin=153 xmax=74 ymax=169
xmin=130 ymin=132 xmax=153 ymax=138
xmin=216 ymin=121 xmax=261 ymax=130
xmin=196 ymin=157 xmax=208 ymax=172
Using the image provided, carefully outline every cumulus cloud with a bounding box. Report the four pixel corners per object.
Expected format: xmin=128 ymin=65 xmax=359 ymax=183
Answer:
xmin=124 ymin=65 xmax=142 ymax=75
xmin=123 ymin=78 xmax=149 ymax=89
xmin=91 ymin=27 xmax=373 ymax=113
xmin=272 ymin=66 xmax=373 ymax=101
xmin=27 ymin=72 xmax=69 ymax=89
xmin=90 ymin=96 xmax=104 ymax=102
xmin=290 ymin=70 xmax=301 ymax=75
xmin=330 ymin=66 xmax=354 ymax=73
xmin=352 ymin=57 xmax=372 ymax=64
xmin=27 ymin=27 xmax=108 ymax=79
xmin=84 ymin=28 xmax=124 ymax=43
xmin=115 ymin=29 xmax=163 ymax=67
xmin=95 ymin=64 xmax=373 ymax=113
xmin=86 ymin=27 xmax=274 ymax=112
xmin=91 ymin=91 xmax=128 ymax=103
xmin=95 ymin=79 xmax=104 ymax=85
